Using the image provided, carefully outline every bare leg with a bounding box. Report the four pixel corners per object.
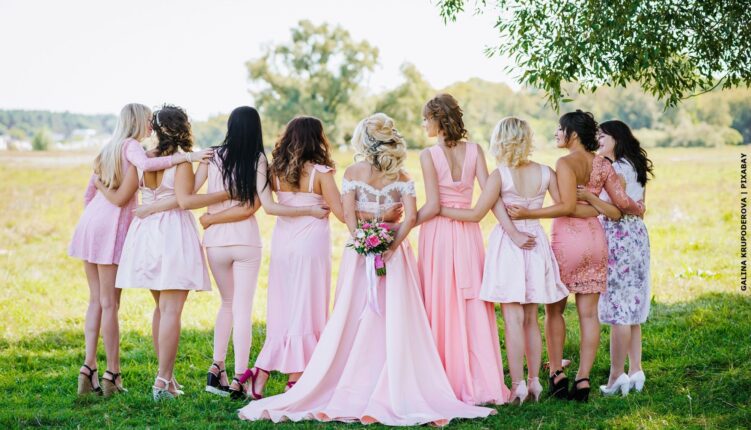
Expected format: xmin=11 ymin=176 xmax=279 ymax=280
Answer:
xmin=502 ymin=303 xmax=526 ymax=387
xmin=545 ymin=296 xmax=568 ymax=383
xmin=97 ymin=264 xmax=121 ymax=381
xmin=628 ymin=325 xmax=643 ymax=374
xmin=81 ymin=262 xmax=102 ymax=388
xmin=523 ymin=303 xmax=542 ymax=380
xmin=574 ymin=293 xmax=601 ymax=388
xmin=607 ymin=324 xmax=630 ymax=385
xmin=150 ymin=290 xmax=160 ymax=356
xmin=286 ymin=372 xmax=303 ymax=391
xmin=156 ymin=290 xmax=189 ymax=395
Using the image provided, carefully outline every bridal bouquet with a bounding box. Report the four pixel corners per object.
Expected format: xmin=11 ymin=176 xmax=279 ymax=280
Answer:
xmin=348 ymin=221 xmax=395 ymax=276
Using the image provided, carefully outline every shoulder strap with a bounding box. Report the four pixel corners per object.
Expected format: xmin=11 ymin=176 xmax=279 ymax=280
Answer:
xmin=497 ymin=164 xmax=513 ymax=193
xmin=539 ymin=164 xmax=550 ymax=194
xmin=428 ymin=145 xmax=445 ymax=173
xmin=466 ymin=142 xmax=478 ymax=166
xmin=274 ymin=175 xmax=281 ymax=190
xmin=308 ymin=166 xmax=316 ymax=193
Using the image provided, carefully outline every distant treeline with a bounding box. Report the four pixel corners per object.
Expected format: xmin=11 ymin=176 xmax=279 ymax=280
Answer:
xmin=4 ymin=78 xmax=750 ymax=150
xmin=0 ymin=110 xmax=117 ymax=140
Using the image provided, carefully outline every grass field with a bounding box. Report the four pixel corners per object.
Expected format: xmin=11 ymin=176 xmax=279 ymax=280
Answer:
xmin=0 ymin=145 xmax=748 ymax=429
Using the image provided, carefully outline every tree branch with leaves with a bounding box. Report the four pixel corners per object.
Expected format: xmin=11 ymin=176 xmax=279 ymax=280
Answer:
xmin=438 ymin=0 xmax=751 ymax=109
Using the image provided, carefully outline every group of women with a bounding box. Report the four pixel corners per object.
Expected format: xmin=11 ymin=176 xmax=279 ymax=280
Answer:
xmin=69 ymin=93 xmax=653 ymax=426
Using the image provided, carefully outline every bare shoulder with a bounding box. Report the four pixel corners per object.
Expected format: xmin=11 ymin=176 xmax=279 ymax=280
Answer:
xmin=343 ymin=161 xmax=370 ymax=180
xmin=397 ymin=170 xmax=412 ymax=182
xmin=556 ymin=154 xmax=577 ymax=170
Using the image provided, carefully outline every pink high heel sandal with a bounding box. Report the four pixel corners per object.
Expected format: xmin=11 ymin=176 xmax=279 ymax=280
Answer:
xmin=239 ymin=367 xmax=269 ymax=400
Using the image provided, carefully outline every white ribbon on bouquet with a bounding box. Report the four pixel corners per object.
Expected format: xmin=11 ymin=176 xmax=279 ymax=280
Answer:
xmin=361 ymin=253 xmax=382 ymax=318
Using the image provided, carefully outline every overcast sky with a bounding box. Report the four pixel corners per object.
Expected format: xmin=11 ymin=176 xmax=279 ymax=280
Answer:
xmin=0 ymin=0 xmax=516 ymax=120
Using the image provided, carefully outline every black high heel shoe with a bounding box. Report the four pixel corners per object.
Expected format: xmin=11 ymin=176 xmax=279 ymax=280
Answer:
xmin=205 ymin=363 xmax=229 ymax=397
xmin=569 ymin=378 xmax=591 ymax=402
xmin=548 ymin=368 xmax=569 ymax=399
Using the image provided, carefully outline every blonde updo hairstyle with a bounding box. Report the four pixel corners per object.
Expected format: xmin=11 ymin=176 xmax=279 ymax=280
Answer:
xmin=422 ymin=93 xmax=468 ymax=147
xmin=489 ymin=116 xmax=533 ymax=168
xmin=351 ymin=113 xmax=407 ymax=180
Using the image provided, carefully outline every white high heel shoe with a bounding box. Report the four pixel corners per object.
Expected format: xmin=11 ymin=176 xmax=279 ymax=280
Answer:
xmin=527 ymin=377 xmax=543 ymax=402
xmin=510 ymin=381 xmax=528 ymax=405
xmin=599 ymin=373 xmax=631 ymax=397
xmin=629 ymin=370 xmax=646 ymax=392
xmin=153 ymin=376 xmax=176 ymax=401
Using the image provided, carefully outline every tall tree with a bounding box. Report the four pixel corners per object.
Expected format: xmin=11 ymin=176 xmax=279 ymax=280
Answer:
xmin=437 ymin=0 xmax=751 ymax=109
xmin=247 ymin=20 xmax=378 ymax=143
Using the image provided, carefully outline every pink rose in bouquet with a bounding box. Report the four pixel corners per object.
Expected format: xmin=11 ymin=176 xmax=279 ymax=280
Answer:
xmin=347 ymin=220 xmax=395 ymax=276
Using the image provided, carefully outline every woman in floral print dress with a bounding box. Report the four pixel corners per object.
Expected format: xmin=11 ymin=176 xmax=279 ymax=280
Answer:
xmin=576 ymin=120 xmax=652 ymax=396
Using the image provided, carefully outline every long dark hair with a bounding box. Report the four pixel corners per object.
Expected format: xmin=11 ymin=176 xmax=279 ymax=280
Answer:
xmin=559 ymin=109 xmax=599 ymax=152
xmin=600 ymin=120 xmax=654 ymax=187
xmin=153 ymin=104 xmax=193 ymax=156
xmin=214 ymin=106 xmax=266 ymax=204
xmin=270 ymin=116 xmax=335 ymax=190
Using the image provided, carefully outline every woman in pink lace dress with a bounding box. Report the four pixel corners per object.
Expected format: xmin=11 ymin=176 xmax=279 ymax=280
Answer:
xmin=508 ymin=110 xmax=643 ymax=402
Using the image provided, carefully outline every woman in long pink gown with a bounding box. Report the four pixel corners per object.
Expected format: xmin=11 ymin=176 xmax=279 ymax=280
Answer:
xmin=238 ymin=113 xmax=494 ymax=426
xmin=416 ymin=94 xmax=508 ymax=405
xmin=246 ymin=117 xmax=346 ymax=397
xmin=507 ymin=110 xmax=644 ymax=402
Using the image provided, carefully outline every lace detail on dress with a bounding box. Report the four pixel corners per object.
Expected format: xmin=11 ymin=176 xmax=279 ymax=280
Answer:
xmin=341 ymin=179 xmax=415 ymax=217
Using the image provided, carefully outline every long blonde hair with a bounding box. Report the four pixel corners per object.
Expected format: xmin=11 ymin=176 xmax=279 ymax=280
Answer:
xmin=351 ymin=113 xmax=407 ymax=180
xmin=489 ymin=116 xmax=533 ymax=168
xmin=94 ymin=103 xmax=152 ymax=188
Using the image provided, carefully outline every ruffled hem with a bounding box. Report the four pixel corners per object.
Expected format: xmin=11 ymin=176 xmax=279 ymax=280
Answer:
xmin=254 ymin=332 xmax=322 ymax=373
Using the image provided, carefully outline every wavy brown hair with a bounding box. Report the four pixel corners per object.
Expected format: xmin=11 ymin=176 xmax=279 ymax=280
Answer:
xmin=152 ymin=104 xmax=193 ymax=156
xmin=422 ymin=93 xmax=468 ymax=147
xmin=270 ymin=116 xmax=335 ymax=190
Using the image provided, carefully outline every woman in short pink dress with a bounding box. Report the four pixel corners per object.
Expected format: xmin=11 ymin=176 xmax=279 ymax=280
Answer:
xmin=68 ymin=103 xmax=210 ymax=396
xmin=238 ymin=113 xmax=494 ymax=426
xmin=439 ymin=117 xmax=571 ymax=405
xmin=416 ymin=94 xmax=508 ymax=405
xmin=508 ymin=110 xmax=644 ymax=401
xmin=105 ymin=105 xmax=223 ymax=400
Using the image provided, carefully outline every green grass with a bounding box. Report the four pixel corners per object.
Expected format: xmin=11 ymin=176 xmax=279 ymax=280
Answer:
xmin=0 ymin=146 xmax=747 ymax=429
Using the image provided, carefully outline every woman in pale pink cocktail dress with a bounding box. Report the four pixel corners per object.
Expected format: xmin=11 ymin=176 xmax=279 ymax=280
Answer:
xmin=238 ymin=113 xmax=494 ymax=426
xmin=416 ymin=94 xmax=508 ymax=405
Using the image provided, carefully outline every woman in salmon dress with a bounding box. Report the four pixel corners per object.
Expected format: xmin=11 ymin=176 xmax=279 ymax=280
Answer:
xmin=508 ymin=110 xmax=644 ymax=401
xmin=416 ymin=94 xmax=508 ymax=405
xmin=237 ymin=113 xmax=494 ymax=426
